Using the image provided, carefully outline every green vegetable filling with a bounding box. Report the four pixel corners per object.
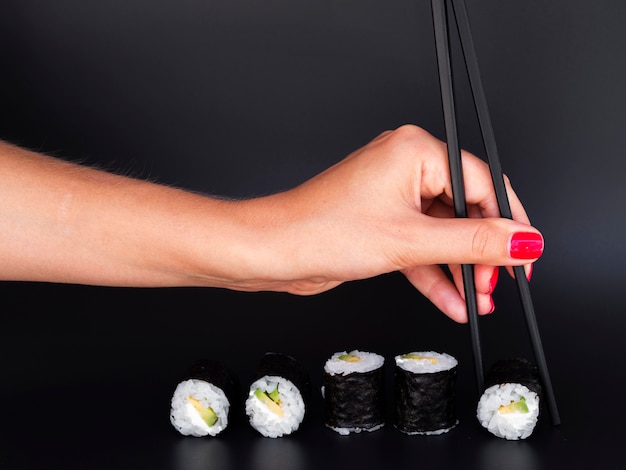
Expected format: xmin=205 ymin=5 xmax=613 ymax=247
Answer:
xmin=188 ymin=397 xmax=218 ymax=427
xmin=402 ymin=353 xmax=437 ymax=364
xmin=338 ymin=354 xmax=361 ymax=362
xmin=498 ymin=397 xmax=529 ymax=414
xmin=254 ymin=386 xmax=284 ymax=417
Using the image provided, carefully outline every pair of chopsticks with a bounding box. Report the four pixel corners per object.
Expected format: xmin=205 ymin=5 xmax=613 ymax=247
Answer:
xmin=431 ymin=0 xmax=560 ymax=426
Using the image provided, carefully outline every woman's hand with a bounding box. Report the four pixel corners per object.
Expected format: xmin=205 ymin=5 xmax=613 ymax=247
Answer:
xmin=252 ymin=124 xmax=542 ymax=322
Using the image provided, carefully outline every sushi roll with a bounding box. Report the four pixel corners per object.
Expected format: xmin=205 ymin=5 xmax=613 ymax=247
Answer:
xmin=322 ymin=350 xmax=385 ymax=435
xmin=245 ymin=352 xmax=310 ymax=438
xmin=393 ymin=351 xmax=458 ymax=435
xmin=170 ymin=359 xmax=240 ymax=437
xmin=476 ymin=358 xmax=542 ymax=440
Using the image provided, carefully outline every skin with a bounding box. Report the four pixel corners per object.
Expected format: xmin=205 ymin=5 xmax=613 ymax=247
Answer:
xmin=0 ymin=124 xmax=541 ymax=323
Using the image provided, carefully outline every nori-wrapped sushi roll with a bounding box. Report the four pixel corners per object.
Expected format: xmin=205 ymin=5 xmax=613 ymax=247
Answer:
xmin=394 ymin=351 xmax=458 ymax=435
xmin=322 ymin=350 xmax=386 ymax=435
xmin=170 ymin=359 xmax=240 ymax=437
xmin=245 ymin=352 xmax=311 ymax=438
xmin=476 ymin=358 xmax=542 ymax=440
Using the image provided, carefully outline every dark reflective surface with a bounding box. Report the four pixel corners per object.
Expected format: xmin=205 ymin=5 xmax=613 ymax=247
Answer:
xmin=1 ymin=335 xmax=624 ymax=470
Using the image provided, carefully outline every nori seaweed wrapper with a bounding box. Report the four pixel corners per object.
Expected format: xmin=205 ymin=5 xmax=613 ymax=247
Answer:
xmin=394 ymin=364 xmax=457 ymax=434
xmin=254 ymin=352 xmax=311 ymax=404
xmin=184 ymin=359 xmax=241 ymax=407
xmin=484 ymin=358 xmax=542 ymax=396
xmin=323 ymin=366 xmax=385 ymax=430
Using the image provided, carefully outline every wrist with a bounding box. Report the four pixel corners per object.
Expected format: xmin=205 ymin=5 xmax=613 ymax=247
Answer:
xmin=176 ymin=194 xmax=292 ymax=291
xmin=189 ymin=191 xmax=334 ymax=294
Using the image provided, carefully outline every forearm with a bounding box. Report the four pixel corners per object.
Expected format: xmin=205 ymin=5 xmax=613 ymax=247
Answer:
xmin=0 ymin=140 xmax=276 ymax=288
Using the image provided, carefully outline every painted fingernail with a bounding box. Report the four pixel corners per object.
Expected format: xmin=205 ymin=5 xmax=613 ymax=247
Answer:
xmin=487 ymin=267 xmax=500 ymax=294
xmin=509 ymin=232 xmax=544 ymax=259
xmin=526 ymin=264 xmax=533 ymax=282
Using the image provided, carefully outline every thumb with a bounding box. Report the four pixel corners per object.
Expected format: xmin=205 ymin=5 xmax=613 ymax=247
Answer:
xmin=416 ymin=217 xmax=544 ymax=267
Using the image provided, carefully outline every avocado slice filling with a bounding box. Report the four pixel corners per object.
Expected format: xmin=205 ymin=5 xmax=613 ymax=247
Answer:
xmin=498 ymin=397 xmax=529 ymax=414
xmin=402 ymin=353 xmax=437 ymax=364
xmin=188 ymin=396 xmax=218 ymax=427
xmin=254 ymin=387 xmax=284 ymax=417
xmin=338 ymin=354 xmax=361 ymax=362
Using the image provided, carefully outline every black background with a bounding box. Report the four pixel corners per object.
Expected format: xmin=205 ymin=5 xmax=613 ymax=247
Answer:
xmin=1 ymin=1 xmax=625 ymax=469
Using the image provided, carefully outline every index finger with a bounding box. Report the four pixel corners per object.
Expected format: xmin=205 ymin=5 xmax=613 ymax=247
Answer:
xmin=420 ymin=139 xmax=531 ymax=225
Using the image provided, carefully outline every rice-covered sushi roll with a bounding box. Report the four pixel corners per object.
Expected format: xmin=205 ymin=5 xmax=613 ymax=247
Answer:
xmin=322 ymin=350 xmax=385 ymax=435
xmin=476 ymin=358 xmax=542 ymax=440
xmin=394 ymin=351 xmax=458 ymax=435
xmin=245 ymin=352 xmax=310 ymax=438
xmin=170 ymin=359 xmax=240 ymax=437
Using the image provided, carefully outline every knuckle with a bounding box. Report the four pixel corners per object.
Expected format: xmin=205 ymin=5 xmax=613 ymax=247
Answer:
xmin=388 ymin=124 xmax=431 ymax=149
xmin=471 ymin=223 xmax=496 ymax=260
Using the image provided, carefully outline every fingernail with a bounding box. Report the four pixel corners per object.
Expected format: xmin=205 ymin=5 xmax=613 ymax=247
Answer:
xmin=487 ymin=267 xmax=500 ymax=294
xmin=526 ymin=264 xmax=533 ymax=282
xmin=509 ymin=232 xmax=544 ymax=259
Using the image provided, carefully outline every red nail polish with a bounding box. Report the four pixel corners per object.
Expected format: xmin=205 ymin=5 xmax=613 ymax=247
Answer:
xmin=487 ymin=267 xmax=500 ymax=294
xmin=526 ymin=264 xmax=533 ymax=282
xmin=509 ymin=232 xmax=544 ymax=259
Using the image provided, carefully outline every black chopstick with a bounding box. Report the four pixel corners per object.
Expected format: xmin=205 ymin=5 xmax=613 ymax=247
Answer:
xmin=431 ymin=0 xmax=485 ymax=395
xmin=449 ymin=0 xmax=561 ymax=426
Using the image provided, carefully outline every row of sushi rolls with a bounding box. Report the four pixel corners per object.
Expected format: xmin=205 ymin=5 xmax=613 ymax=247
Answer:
xmin=170 ymin=350 xmax=542 ymax=441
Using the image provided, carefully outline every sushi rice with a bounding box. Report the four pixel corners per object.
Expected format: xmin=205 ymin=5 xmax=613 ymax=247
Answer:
xmin=170 ymin=378 xmax=231 ymax=437
xmin=476 ymin=382 xmax=540 ymax=440
xmin=246 ymin=375 xmax=306 ymax=438
xmin=323 ymin=350 xmax=384 ymax=377
xmin=395 ymin=351 xmax=457 ymax=375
